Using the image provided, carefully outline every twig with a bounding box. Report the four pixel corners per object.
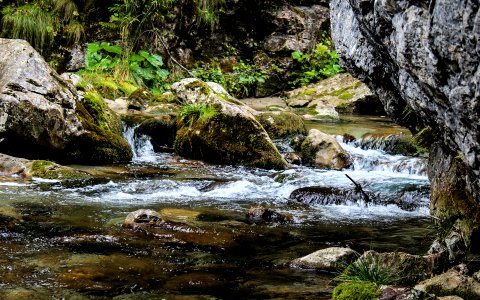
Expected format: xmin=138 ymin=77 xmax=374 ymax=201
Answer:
xmin=345 ymin=174 xmax=371 ymax=204
xmin=156 ymin=34 xmax=196 ymax=77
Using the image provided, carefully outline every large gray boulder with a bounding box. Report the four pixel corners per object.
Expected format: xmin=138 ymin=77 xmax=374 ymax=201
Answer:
xmin=0 ymin=39 xmax=132 ymax=164
xmin=330 ymin=0 xmax=480 ymax=242
xmin=172 ymin=78 xmax=288 ymax=169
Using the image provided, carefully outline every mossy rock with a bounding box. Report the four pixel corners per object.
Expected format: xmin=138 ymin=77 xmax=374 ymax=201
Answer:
xmin=175 ymin=112 xmax=287 ymax=169
xmin=332 ymin=282 xmax=381 ymax=300
xmin=256 ymin=111 xmax=307 ymax=139
xmin=82 ymin=91 xmax=123 ymax=135
xmin=64 ymin=102 xmax=133 ymax=164
xmin=29 ymin=160 xmax=90 ymax=180
xmin=172 ymin=78 xmax=287 ymax=170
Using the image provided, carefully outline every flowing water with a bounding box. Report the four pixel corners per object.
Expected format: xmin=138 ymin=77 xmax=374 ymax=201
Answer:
xmin=0 ymin=116 xmax=434 ymax=299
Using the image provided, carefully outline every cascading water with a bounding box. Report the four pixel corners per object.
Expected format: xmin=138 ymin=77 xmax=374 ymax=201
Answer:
xmin=0 ymin=117 xmax=434 ymax=299
xmin=122 ymin=124 xmax=157 ymax=162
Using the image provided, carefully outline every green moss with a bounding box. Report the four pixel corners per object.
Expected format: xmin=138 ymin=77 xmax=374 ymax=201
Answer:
xmin=338 ymin=92 xmax=354 ymax=100
xmin=30 ymin=160 xmax=89 ymax=180
xmin=65 ymin=102 xmax=132 ymax=164
xmin=332 ymin=282 xmax=381 ymax=300
xmin=83 ymin=91 xmax=122 ymax=134
xmin=118 ymin=81 xmax=138 ymax=96
xmin=185 ymin=80 xmax=211 ymax=96
xmin=297 ymin=89 xmax=317 ymax=97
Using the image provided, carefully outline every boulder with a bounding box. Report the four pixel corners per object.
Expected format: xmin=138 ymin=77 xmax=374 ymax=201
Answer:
xmin=285 ymin=73 xmax=383 ymax=116
xmin=0 ymin=153 xmax=89 ymax=180
xmin=291 ymin=247 xmax=357 ymax=271
xmin=256 ymin=111 xmax=307 ymax=139
xmin=171 ymin=78 xmax=287 ymax=169
xmin=358 ymin=250 xmax=446 ymax=285
xmin=300 ymin=129 xmax=351 ymax=169
xmin=0 ymin=38 xmax=132 ymax=164
xmin=330 ymin=0 xmax=480 ymax=245
xmin=415 ymin=268 xmax=480 ymax=299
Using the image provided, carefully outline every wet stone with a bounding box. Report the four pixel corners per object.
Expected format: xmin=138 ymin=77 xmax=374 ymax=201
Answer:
xmin=123 ymin=209 xmax=164 ymax=229
xmin=246 ymin=206 xmax=293 ymax=224
xmin=291 ymin=247 xmax=357 ymax=271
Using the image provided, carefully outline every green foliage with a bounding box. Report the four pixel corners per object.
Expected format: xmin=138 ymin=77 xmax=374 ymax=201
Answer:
xmin=0 ymin=0 xmax=84 ymax=53
xmin=289 ymin=41 xmax=343 ymax=87
xmin=179 ymin=103 xmax=217 ymax=125
xmin=85 ymin=42 xmax=169 ymax=91
xmin=336 ymin=252 xmax=398 ymax=285
xmin=194 ymin=60 xmax=269 ymax=98
xmin=332 ymin=282 xmax=381 ymax=300
xmin=1 ymin=3 xmax=55 ymax=53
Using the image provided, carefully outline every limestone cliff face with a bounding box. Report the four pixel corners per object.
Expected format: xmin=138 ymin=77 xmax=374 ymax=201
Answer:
xmin=329 ymin=1 xmax=480 ymax=214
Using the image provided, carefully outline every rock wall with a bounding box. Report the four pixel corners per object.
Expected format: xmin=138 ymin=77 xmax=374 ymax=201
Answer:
xmin=329 ymin=0 xmax=480 ymax=225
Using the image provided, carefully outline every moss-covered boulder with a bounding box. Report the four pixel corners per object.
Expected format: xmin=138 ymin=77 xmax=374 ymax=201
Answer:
xmin=256 ymin=111 xmax=307 ymax=139
xmin=285 ymin=73 xmax=384 ymax=117
xmin=0 ymin=39 xmax=132 ymax=164
xmin=300 ymin=129 xmax=351 ymax=169
xmin=0 ymin=153 xmax=89 ymax=180
xmin=171 ymin=78 xmax=287 ymax=169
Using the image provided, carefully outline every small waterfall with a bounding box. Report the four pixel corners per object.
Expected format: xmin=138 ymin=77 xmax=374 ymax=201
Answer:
xmin=337 ymin=136 xmax=428 ymax=176
xmin=123 ymin=124 xmax=157 ymax=162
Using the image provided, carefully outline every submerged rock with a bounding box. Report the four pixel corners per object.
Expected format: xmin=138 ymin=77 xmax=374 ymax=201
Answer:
xmin=123 ymin=209 xmax=164 ymax=229
xmin=246 ymin=206 xmax=293 ymax=224
xmin=0 ymin=39 xmax=132 ymax=164
xmin=172 ymin=78 xmax=287 ymax=169
xmin=291 ymin=247 xmax=357 ymax=271
xmin=289 ymin=186 xmax=371 ymax=206
xmin=300 ymin=129 xmax=351 ymax=170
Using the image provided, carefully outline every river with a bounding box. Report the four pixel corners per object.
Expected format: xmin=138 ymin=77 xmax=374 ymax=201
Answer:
xmin=0 ymin=115 xmax=434 ymax=299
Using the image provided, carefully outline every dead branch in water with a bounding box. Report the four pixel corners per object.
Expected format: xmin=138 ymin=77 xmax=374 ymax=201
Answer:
xmin=345 ymin=174 xmax=371 ymax=204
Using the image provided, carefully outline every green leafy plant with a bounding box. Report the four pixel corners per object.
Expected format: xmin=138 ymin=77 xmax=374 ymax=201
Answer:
xmin=179 ymin=103 xmax=218 ymax=125
xmin=336 ymin=252 xmax=398 ymax=285
xmin=289 ymin=40 xmax=343 ymax=87
xmin=193 ymin=60 xmax=268 ymax=98
xmin=84 ymin=41 xmax=169 ymax=92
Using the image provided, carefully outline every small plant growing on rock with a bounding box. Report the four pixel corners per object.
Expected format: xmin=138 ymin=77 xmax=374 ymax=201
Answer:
xmin=179 ymin=103 xmax=218 ymax=125
xmin=332 ymin=281 xmax=381 ymax=300
xmin=336 ymin=252 xmax=398 ymax=285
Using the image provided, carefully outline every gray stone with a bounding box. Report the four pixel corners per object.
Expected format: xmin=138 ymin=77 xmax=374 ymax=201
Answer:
xmin=330 ymin=0 xmax=480 ymax=242
xmin=0 ymin=38 xmax=132 ymax=164
xmin=415 ymin=268 xmax=480 ymax=299
xmin=291 ymin=247 xmax=357 ymax=271
xmin=300 ymin=129 xmax=351 ymax=169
